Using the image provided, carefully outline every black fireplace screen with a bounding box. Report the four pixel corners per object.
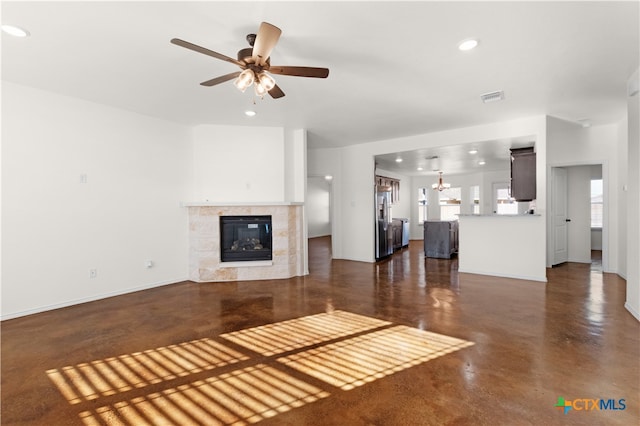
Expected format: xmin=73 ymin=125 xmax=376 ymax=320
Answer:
xmin=220 ymin=216 xmax=272 ymax=262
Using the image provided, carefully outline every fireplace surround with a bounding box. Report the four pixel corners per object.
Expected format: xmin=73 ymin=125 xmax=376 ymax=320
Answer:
xmin=185 ymin=202 xmax=306 ymax=282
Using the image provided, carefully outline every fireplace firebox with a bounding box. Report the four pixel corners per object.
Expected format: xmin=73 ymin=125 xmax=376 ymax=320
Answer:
xmin=220 ymin=215 xmax=272 ymax=262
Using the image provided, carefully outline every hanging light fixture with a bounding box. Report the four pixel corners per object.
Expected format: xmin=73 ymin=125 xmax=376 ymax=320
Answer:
xmin=258 ymin=72 xmax=276 ymax=91
xmin=432 ymin=171 xmax=451 ymax=191
xmin=254 ymin=81 xmax=268 ymax=97
xmin=234 ymin=69 xmax=276 ymax=98
xmin=233 ymin=69 xmax=255 ymax=92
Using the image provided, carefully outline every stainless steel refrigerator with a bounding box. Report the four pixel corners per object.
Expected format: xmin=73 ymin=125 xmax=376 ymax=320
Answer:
xmin=375 ymin=186 xmax=394 ymax=260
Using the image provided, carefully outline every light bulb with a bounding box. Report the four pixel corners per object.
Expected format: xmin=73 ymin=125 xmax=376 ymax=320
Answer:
xmin=233 ymin=69 xmax=255 ymax=92
xmin=254 ymin=82 xmax=268 ymax=97
xmin=1 ymin=25 xmax=30 ymax=37
xmin=258 ymin=72 xmax=276 ymax=91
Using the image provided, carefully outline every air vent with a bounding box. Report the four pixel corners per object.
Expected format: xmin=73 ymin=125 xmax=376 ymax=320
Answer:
xmin=480 ymin=90 xmax=505 ymax=103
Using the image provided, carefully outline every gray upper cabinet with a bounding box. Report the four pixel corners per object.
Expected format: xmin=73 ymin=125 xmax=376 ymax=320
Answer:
xmin=510 ymin=148 xmax=536 ymax=201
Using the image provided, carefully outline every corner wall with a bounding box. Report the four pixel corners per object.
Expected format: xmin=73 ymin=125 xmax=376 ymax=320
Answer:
xmin=626 ymin=68 xmax=640 ymax=320
xmin=192 ymin=125 xmax=285 ymax=202
xmin=546 ymin=117 xmax=622 ymax=273
xmin=1 ymin=82 xmax=192 ymax=319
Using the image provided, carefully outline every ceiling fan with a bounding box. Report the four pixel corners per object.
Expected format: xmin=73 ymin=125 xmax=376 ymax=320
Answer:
xmin=171 ymin=22 xmax=329 ymax=99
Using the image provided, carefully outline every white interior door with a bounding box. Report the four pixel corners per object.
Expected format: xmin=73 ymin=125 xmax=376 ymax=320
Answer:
xmin=552 ymin=167 xmax=569 ymax=265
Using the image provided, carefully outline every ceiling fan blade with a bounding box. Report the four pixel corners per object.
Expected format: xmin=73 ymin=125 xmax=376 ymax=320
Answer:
xmin=252 ymin=22 xmax=282 ymax=66
xmin=171 ymin=38 xmax=244 ymax=67
xmin=200 ymin=72 xmax=241 ymax=87
xmin=268 ymin=66 xmax=329 ymax=78
xmin=269 ymin=84 xmax=285 ymax=99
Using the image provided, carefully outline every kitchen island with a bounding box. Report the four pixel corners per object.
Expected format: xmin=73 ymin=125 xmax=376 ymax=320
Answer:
xmin=457 ymin=214 xmax=546 ymax=282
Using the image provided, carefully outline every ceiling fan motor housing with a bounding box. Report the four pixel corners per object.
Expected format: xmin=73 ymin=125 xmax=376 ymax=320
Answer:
xmin=237 ymin=47 xmax=270 ymax=67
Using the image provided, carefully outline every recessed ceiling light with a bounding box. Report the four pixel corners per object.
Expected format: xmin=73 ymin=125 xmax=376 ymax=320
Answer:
xmin=468 ymin=149 xmax=478 ymax=155
xmin=577 ymin=118 xmax=591 ymax=128
xmin=1 ymin=24 xmax=30 ymax=37
xmin=417 ymin=167 xmax=423 ymax=171
xmin=478 ymin=161 xmax=486 ymax=165
xmin=458 ymin=38 xmax=478 ymax=51
xmin=324 ymin=175 xmax=333 ymax=181
xmin=395 ymin=158 xmax=403 ymax=163
xmin=244 ymin=110 xmax=256 ymax=117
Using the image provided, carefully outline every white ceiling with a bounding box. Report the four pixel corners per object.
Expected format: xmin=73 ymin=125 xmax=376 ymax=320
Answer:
xmin=2 ymin=1 xmax=638 ymax=174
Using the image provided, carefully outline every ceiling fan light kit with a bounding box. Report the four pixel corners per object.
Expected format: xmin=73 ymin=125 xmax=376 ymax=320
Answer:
xmin=171 ymin=21 xmax=329 ymax=100
xmin=254 ymin=80 xmax=268 ymax=97
xmin=233 ymin=69 xmax=255 ymax=92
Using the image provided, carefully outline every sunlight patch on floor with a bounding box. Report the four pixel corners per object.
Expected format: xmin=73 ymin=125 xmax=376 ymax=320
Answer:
xmin=46 ymin=338 xmax=249 ymax=404
xmin=221 ymin=310 xmax=391 ymax=356
xmin=46 ymin=310 xmax=474 ymax=425
xmin=278 ymin=325 xmax=474 ymax=390
xmin=77 ymin=364 xmax=330 ymax=426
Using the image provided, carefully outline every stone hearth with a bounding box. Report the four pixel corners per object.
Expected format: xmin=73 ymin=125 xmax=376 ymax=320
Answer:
xmin=186 ymin=203 xmax=305 ymax=282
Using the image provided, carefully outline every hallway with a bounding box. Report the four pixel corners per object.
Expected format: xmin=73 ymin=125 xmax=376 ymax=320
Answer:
xmin=1 ymin=237 xmax=638 ymax=425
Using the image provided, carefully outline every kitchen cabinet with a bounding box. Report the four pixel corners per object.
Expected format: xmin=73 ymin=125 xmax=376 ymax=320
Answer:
xmin=375 ymin=175 xmax=400 ymax=204
xmin=392 ymin=219 xmax=403 ymax=251
xmin=424 ymin=220 xmax=458 ymax=259
xmin=510 ymin=147 xmax=536 ymax=201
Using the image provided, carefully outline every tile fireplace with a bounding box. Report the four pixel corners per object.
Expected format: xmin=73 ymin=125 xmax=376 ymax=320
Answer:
xmin=185 ymin=202 xmax=306 ymax=282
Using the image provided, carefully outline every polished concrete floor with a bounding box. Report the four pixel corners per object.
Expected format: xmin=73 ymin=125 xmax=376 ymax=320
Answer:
xmin=1 ymin=238 xmax=638 ymax=425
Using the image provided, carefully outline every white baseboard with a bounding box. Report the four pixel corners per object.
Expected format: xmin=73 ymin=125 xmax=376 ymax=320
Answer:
xmin=0 ymin=277 xmax=189 ymax=321
xmin=458 ymin=269 xmax=547 ymax=283
xmin=625 ymin=302 xmax=640 ymax=322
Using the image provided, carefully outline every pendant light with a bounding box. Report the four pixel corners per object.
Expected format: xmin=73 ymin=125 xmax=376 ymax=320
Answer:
xmin=432 ymin=171 xmax=451 ymax=191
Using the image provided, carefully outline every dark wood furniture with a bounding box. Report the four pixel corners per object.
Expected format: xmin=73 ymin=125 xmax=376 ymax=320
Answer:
xmin=375 ymin=175 xmax=400 ymax=204
xmin=424 ymin=220 xmax=458 ymax=259
xmin=510 ymin=147 xmax=536 ymax=201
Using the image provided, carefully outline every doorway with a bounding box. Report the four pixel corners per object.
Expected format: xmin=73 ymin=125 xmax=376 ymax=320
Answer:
xmin=307 ymin=176 xmax=332 ymax=238
xmin=549 ymin=164 xmax=605 ymax=270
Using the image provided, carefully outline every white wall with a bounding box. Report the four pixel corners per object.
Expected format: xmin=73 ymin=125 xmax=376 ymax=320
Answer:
xmin=458 ymin=215 xmax=546 ymax=282
xmin=546 ymin=117 xmax=622 ymax=273
xmin=626 ymin=68 xmax=640 ymax=320
xmin=191 ymin=125 xmax=307 ymax=203
xmin=566 ymin=166 xmax=592 ymax=263
xmin=307 ymin=177 xmax=331 ymax=238
xmin=192 ymin=125 xmax=285 ymax=202
xmin=311 ymin=115 xmax=548 ymax=281
xmin=1 ymin=82 xmax=192 ymax=319
xmin=284 ymin=129 xmax=307 ymax=203
xmin=617 ymin=118 xmax=628 ymax=277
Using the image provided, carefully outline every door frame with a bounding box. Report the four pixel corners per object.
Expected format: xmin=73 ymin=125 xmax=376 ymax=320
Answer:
xmin=550 ymin=167 xmax=569 ymax=265
xmin=547 ymin=161 xmax=609 ymax=271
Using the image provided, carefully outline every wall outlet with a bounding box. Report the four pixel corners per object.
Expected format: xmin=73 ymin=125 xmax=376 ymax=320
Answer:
xmin=89 ymin=269 xmax=97 ymax=278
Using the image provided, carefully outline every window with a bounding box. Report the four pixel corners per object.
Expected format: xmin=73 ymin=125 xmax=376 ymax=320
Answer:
xmin=591 ymin=179 xmax=603 ymax=228
xmin=418 ymin=187 xmax=428 ymax=223
xmin=495 ymin=187 xmax=518 ymax=215
xmin=439 ymin=187 xmax=461 ymax=221
xmin=470 ymin=185 xmax=480 ymax=214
